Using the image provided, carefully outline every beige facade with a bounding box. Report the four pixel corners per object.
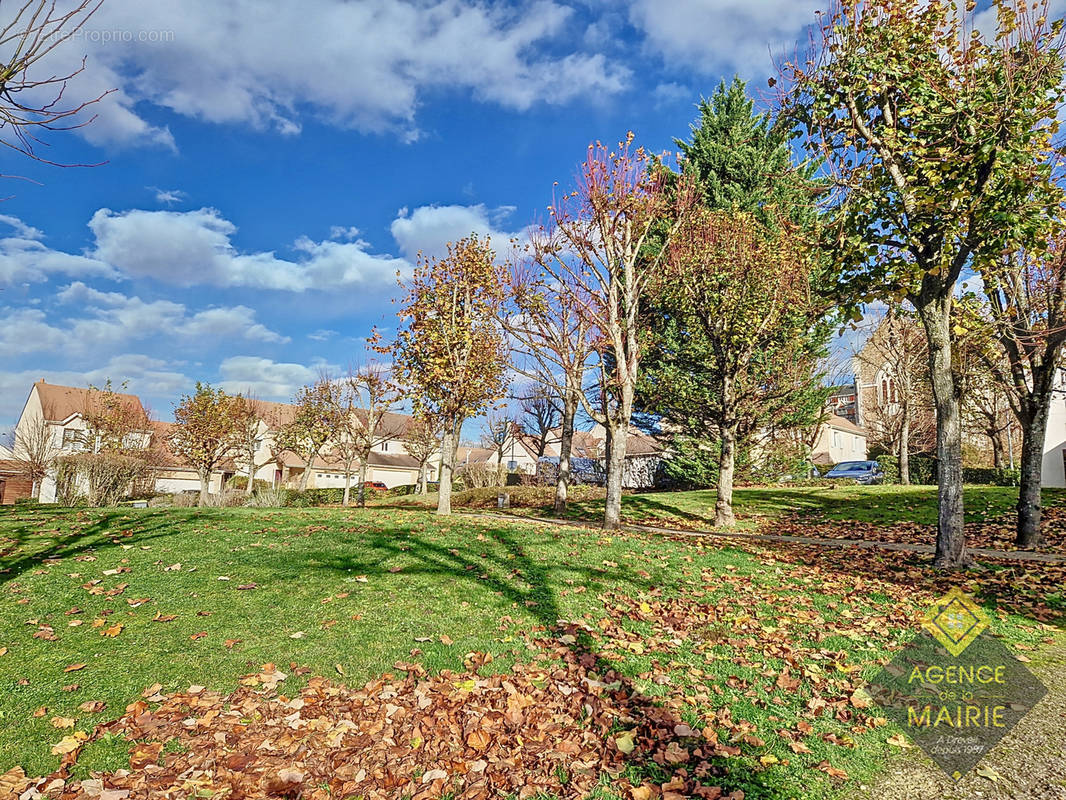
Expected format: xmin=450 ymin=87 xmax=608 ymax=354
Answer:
xmin=9 ymin=381 xmax=441 ymax=501
xmin=810 ymin=414 xmax=869 ymax=466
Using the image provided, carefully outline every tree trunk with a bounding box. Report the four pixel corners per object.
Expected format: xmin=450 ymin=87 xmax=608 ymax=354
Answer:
xmin=915 ymin=293 xmax=967 ymax=568
xmin=343 ymin=468 xmax=351 ymax=507
xmin=417 ymin=462 xmax=428 ymax=495
xmin=899 ymin=413 xmax=910 ymax=485
xmin=1016 ymin=398 xmax=1051 ymax=548
xmin=357 ymin=460 xmax=369 ymax=507
xmin=298 ymin=457 xmax=313 ymax=490
xmin=554 ymin=390 xmax=577 ymax=515
xmin=198 ymin=470 xmax=211 ymax=507
xmin=990 ymin=430 xmax=1004 ymax=469
xmin=437 ymin=420 xmax=458 ymax=515
xmin=716 ymin=421 xmax=738 ymax=526
xmin=245 ymin=463 xmax=256 ymax=496
xmin=602 ymin=421 xmax=627 ymax=530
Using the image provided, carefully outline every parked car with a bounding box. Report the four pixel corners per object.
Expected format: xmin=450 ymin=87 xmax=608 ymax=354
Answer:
xmin=358 ymin=481 xmax=388 ymax=492
xmin=824 ymin=460 xmax=884 ymax=485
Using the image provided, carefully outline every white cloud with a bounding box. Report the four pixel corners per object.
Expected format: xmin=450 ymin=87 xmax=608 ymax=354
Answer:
xmin=0 ymin=356 xmax=190 ymax=423
xmin=87 ymin=207 xmax=408 ymax=291
xmin=0 ymin=282 xmax=287 ymax=356
xmin=28 ymin=0 xmax=630 ymax=148
xmin=150 ymin=187 xmax=188 ymax=206
xmin=390 ymin=203 xmax=526 ymax=262
xmin=0 ymin=216 xmax=116 ymax=286
xmin=628 ymin=0 xmax=820 ymax=78
xmin=218 ymin=356 xmax=334 ymax=400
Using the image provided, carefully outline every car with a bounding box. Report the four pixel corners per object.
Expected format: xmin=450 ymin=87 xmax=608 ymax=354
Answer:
xmin=357 ymin=481 xmax=388 ymax=492
xmin=824 ymin=460 xmax=884 ymax=485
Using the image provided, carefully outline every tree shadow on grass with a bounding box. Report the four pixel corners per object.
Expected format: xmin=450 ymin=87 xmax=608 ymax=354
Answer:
xmin=0 ymin=507 xmax=182 ymax=586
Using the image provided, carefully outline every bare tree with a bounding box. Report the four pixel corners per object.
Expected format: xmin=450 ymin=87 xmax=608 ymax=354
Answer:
xmin=275 ymin=375 xmax=343 ymax=491
xmin=342 ymin=362 xmax=402 ymax=506
xmin=481 ymin=410 xmax=515 ymax=487
xmin=518 ymin=134 xmax=680 ymax=528
xmin=403 ymin=412 xmax=441 ymax=494
xmin=516 ymin=382 xmax=560 ymax=461
xmin=0 ymin=0 xmax=111 ymax=170
xmin=12 ymin=412 xmax=59 ymax=498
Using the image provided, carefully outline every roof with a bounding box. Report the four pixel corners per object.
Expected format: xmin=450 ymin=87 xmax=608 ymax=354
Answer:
xmin=824 ymin=413 xmax=866 ymax=436
xmin=280 ymin=450 xmax=420 ymax=471
xmin=33 ymin=380 xmax=148 ymax=426
xmin=0 ymin=459 xmax=24 ymax=475
xmin=456 ymin=446 xmax=493 ymax=464
xmin=538 ymin=426 xmax=664 ymax=459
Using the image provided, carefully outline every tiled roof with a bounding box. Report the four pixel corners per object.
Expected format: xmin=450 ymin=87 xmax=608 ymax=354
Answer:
xmin=34 ymin=381 xmax=148 ymax=426
xmin=824 ymin=413 xmax=867 ymax=436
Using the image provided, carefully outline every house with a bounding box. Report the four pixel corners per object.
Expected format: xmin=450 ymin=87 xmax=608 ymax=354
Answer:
xmin=536 ymin=423 xmax=666 ymax=490
xmin=6 ymin=380 xmax=439 ymax=503
xmin=810 ymin=413 xmax=869 ymax=466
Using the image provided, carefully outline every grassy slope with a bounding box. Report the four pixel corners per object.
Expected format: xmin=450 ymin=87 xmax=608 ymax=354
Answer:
xmin=0 ymin=503 xmax=1053 ymax=798
xmin=545 ymin=485 xmax=1066 ymax=529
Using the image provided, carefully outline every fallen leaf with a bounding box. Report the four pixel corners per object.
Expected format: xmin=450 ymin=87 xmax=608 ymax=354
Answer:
xmin=64 ymin=663 xmax=87 ymax=673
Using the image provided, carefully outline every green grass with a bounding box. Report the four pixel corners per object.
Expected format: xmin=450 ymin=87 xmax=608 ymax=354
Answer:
xmin=547 ymin=484 xmax=1066 ymax=529
xmin=0 ymin=504 xmax=1055 ymax=798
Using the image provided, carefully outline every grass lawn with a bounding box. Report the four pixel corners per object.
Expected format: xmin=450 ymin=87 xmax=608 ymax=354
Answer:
xmin=537 ymin=484 xmax=1066 ymax=530
xmin=0 ymin=503 xmax=1060 ymax=798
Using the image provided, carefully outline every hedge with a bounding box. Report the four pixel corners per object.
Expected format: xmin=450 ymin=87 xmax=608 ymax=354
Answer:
xmin=452 ymin=485 xmax=606 ymax=509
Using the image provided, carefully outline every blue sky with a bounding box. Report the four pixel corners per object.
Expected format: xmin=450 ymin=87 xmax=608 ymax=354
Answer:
xmin=0 ymin=0 xmax=840 ymax=430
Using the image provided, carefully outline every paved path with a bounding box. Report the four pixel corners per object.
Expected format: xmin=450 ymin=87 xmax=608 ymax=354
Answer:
xmin=460 ymin=512 xmax=1066 ymax=564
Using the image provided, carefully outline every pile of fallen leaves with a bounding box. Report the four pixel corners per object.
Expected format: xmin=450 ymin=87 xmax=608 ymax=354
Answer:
xmin=8 ymin=646 xmax=744 ymax=800
xmin=755 ymin=509 xmax=1066 ymax=555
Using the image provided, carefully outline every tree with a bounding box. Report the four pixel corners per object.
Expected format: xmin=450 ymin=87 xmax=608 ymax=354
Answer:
xmin=959 ymin=229 xmax=1066 ymax=547
xmin=641 ymin=78 xmax=828 ymax=525
xmin=343 ymin=362 xmax=403 ymax=506
xmin=516 ymin=382 xmax=561 ymax=461
xmin=650 ymin=208 xmax=824 ymax=525
xmin=275 ymin=376 xmax=344 ymax=491
xmin=529 ymin=133 xmax=676 ymax=529
xmin=482 ymin=410 xmax=516 ymax=486
xmin=854 ymin=309 xmax=933 ymax=485
xmin=231 ymin=394 xmax=279 ymax=496
xmin=504 ymin=262 xmax=594 ymax=514
xmin=394 ymin=234 xmax=510 ymax=515
xmin=403 ymin=412 xmax=441 ymax=495
xmin=0 ymin=0 xmax=110 ymax=170
xmin=782 ymin=0 xmax=1065 ymax=567
xmin=170 ymin=383 xmax=241 ymax=506
xmin=81 ymin=380 xmax=150 ymax=454
xmin=11 ymin=412 xmax=59 ymax=499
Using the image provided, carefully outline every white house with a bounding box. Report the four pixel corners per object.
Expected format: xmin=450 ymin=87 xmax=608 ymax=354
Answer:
xmin=6 ymin=380 xmax=439 ymax=503
xmin=810 ymin=413 xmax=869 ymax=466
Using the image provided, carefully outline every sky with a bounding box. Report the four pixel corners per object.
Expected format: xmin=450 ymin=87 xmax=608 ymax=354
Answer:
xmin=0 ymin=0 xmax=853 ymax=433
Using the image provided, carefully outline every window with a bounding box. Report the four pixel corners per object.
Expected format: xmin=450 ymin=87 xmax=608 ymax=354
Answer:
xmin=381 ymin=442 xmax=389 ymax=452
xmin=61 ymin=428 xmax=82 ymax=450
xmin=507 ymin=460 xmax=517 ymax=471
xmin=832 ymin=431 xmax=841 ymax=448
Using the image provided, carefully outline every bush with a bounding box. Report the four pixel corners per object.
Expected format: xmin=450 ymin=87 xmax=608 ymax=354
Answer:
xmin=246 ymin=487 xmax=288 ymax=507
xmin=55 ymin=453 xmax=152 ymax=507
xmin=387 ymin=484 xmax=416 ymax=497
xmin=963 ymin=466 xmax=1021 ymax=486
xmin=909 ymin=455 xmax=937 ymax=485
xmin=452 ymin=484 xmax=606 ymax=509
xmin=284 ymin=487 xmax=347 ymax=507
xmin=876 ymin=454 xmax=900 ymax=485
xmin=203 ymin=488 xmax=248 ymax=507
xmin=455 ymin=462 xmax=498 ymax=489
xmin=227 ymin=475 xmax=271 ymax=492
xmin=13 ymin=497 xmax=40 ymax=506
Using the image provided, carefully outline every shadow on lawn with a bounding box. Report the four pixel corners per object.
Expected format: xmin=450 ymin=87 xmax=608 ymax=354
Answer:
xmin=289 ymin=523 xmax=769 ymax=797
xmin=0 ymin=507 xmax=180 ymax=586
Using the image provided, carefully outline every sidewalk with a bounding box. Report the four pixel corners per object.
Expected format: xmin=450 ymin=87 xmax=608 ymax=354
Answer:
xmin=460 ymin=511 xmax=1066 ymax=564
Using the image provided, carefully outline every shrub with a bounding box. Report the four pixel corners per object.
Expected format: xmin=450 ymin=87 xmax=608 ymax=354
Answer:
xmin=13 ymin=497 xmax=40 ymax=506
xmin=54 ymin=453 xmax=152 ymax=507
xmin=147 ymin=494 xmax=175 ymax=508
xmin=170 ymin=492 xmax=199 ymax=507
xmin=284 ymin=487 xmax=347 ymax=507
xmin=227 ymin=475 xmax=272 ymax=492
xmin=452 ymin=484 xmax=606 ymax=509
xmin=962 ymin=466 xmax=1021 ymax=486
xmin=387 ymin=484 xmax=416 ymax=497
xmin=876 ymin=454 xmax=900 ymax=484
xmin=909 ymin=455 xmax=937 ymax=485
xmin=203 ymin=488 xmax=248 ymax=507
xmin=247 ymin=487 xmax=288 ymax=507
xmin=455 ymin=462 xmax=498 ymax=489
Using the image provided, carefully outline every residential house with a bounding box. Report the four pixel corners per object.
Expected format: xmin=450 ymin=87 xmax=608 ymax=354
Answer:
xmin=6 ymin=381 xmax=438 ymax=503
xmin=810 ymin=413 xmax=869 ymax=466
